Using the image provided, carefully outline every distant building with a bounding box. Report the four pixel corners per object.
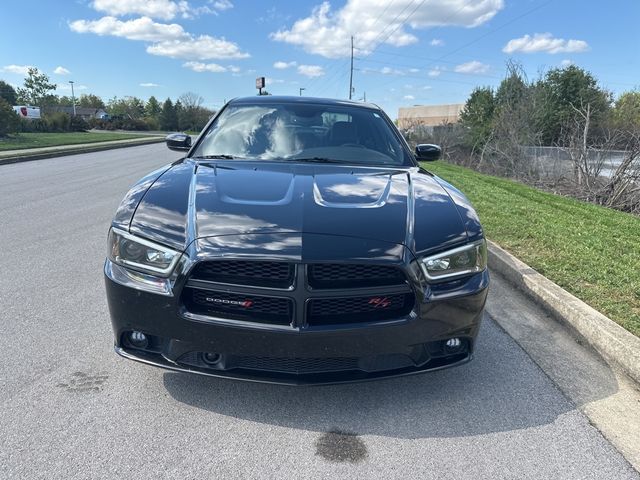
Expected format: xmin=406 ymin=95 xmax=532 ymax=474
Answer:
xmin=397 ymin=103 xmax=464 ymax=130
xmin=42 ymin=106 xmax=109 ymax=120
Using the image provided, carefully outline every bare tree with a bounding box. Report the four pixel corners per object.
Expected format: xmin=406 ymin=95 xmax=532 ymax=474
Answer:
xmin=178 ymin=92 xmax=204 ymax=109
xmin=602 ymin=130 xmax=640 ymax=213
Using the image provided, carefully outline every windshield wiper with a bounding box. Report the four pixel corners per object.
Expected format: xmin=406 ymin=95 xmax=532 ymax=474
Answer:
xmin=191 ymin=154 xmax=239 ymax=160
xmin=289 ymin=157 xmax=350 ymax=164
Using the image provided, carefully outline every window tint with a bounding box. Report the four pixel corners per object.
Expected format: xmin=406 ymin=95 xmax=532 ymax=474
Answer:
xmin=193 ymin=103 xmax=410 ymax=166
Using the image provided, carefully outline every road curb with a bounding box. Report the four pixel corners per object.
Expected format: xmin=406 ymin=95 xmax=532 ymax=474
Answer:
xmin=488 ymin=240 xmax=640 ymax=384
xmin=0 ymin=137 xmax=164 ymax=166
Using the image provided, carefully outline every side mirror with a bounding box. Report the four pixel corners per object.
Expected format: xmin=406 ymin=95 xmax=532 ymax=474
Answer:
xmin=415 ymin=144 xmax=441 ymax=161
xmin=165 ymin=133 xmax=191 ymax=152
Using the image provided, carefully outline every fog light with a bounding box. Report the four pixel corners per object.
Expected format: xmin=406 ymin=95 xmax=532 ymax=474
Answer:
xmin=446 ymin=338 xmax=461 ymax=348
xmin=445 ymin=337 xmax=463 ymax=353
xmin=202 ymin=352 xmax=221 ymax=365
xmin=129 ymin=331 xmax=148 ymax=348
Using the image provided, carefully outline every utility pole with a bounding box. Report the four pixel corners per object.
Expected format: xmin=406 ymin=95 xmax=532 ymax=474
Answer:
xmin=69 ymin=81 xmax=76 ymax=116
xmin=348 ymin=35 xmax=354 ymax=100
xmin=299 ymin=87 xmax=306 ymax=96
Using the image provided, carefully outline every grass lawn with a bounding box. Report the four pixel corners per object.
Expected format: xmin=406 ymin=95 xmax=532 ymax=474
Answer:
xmin=423 ymin=161 xmax=640 ymax=337
xmin=0 ymin=132 xmax=152 ymax=151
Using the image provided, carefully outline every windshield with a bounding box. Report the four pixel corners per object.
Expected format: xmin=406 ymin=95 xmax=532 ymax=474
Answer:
xmin=192 ymin=102 xmax=411 ymax=166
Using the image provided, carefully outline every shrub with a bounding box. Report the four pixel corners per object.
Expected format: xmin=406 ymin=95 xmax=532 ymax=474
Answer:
xmin=0 ymin=98 xmax=20 ymax=136
xmin=88 ymin=117 xmax=151 ymax=131
xmin=69 ymin=115 xmax=89 ymax=132
xmin=44 ymin=112 xmax=71 ymax=132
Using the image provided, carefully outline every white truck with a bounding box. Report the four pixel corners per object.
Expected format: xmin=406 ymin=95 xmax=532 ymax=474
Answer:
xmin=13 ymin=106 xmax=41 ymax=119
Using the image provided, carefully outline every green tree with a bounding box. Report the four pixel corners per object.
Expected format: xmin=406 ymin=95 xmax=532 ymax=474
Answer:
xmin=55 ymin=95 xmax=75 ymax=106
xmin=535 ymin=65 xmax=611 ymax=143
xmin=459 ymin=86 xmax=495 ymax=150
xmin=0 ymin=80 xmax=17 ymax=105
xmin=79 ymin=93 xmax=105 ymax=109
xmin=107 ymin=96 xmax=145 ymax=118
xmin=16 ymin=68 xmax=57 ymax=106
xmin=145 ymin=96 xmax=161 ymax=119
xmin=612 ymin=90 xmax=640 ymax=130
xmin=0 ymin=98 xmax=19 ymax=136
xmin=495 ymin=61 xmax=528 ymax=111
xmin=160 ymin=98 xmax=178 ymax=131
xmin=174 ymin=99 xmax=184 ymax=130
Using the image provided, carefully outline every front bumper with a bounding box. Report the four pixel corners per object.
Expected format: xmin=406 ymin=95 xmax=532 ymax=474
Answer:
xmin=105 ymin=259 xmax=489 ymax=385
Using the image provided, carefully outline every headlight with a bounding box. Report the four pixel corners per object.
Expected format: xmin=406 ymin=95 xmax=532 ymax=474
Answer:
xmin=419 ymin=239 xmax=487 ymax=281
xmin=108 ymin=228 xmax=180 ymax=277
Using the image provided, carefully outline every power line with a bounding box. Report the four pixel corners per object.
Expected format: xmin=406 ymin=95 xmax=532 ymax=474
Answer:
xmin=355 ymin=0 xmax=420 ymax=56
xmin=358 ymin=57 xmax=503 ymax=80
xmin=306 ymin=1 xmax=400 ymax=97
xmin=316 ymin=0 xmax=424 ymax=98
xmin=367 ymin=0 xmax=555 ymax=99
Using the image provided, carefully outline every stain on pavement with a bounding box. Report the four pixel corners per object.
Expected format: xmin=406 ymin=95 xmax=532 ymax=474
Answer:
xmin=315 ymin=429 xmax=368 ymax=463
xmin=57 ymin=371 xmax=109 ymax=392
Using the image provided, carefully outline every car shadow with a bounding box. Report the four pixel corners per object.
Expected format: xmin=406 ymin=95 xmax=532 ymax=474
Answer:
xmin=162 ymin=315 xmax=619 ymax=439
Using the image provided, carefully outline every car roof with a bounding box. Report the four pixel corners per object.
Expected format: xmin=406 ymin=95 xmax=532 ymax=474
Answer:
xmin=229 ymin=95 xmax=381 ymax=111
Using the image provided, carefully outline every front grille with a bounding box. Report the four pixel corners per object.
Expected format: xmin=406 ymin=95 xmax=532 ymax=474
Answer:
xmin=182 ymin=260 xmax=415 ymax=327
xmin=231 ymin=355 xmax=359 ymax=374
xmin=308 ymin=263 xmax=407 ymax=289
xmin=307 ymin=293 xmax=414 ymax=325
xmin=190 ymin=260 xmax=294 ymax=288
xmin=184 ymin=288 xmax=293 ymax=325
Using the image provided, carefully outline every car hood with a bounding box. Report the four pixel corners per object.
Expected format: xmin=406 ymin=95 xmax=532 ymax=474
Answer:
xmin=124 ymin=160 xmax=471 ymax=255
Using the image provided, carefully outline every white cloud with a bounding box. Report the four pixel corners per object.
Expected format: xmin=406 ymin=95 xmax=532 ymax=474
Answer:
xmin=183 ymin=61 xmax=227 ymax=72
xmin=560 ymin=59 xmax=573 ymax=67
xmin=265 ymin=77 xmax=285 ymax=85
xmin=70 ymin=16 xmax=186 ymax=42
xmin=70 ymin=16 xmax=249 ymax=60
xmin=297 ymin=64 xmax=325 ymax=77
xmin=256 ymin=6 xmax=291 ymax=24
xmin=53 ymin=66 xmax=71 ymax=75
xmin=503 ymin=33 xmax=589 ymax=54
xmin=273 ymin=61 xmax=297 ymax=69
xmin=271 ymin=0 xmax=503 ymax=58
xmin=409 ymin=68 xmax=420 ymax=73
xmin=1 ymin=65 xmax=32 ymax=75
xmin=454 ymin=60 xmax=489 ymax=74
xmin=380 ymin=66 xmax=404 ymax=76
xmin=211 ymin=0 xmax=233 ymax=11
xmin=140 ymin=82 xmax=160 ymax=87
xmin=427 ymin=66 xmax=444 ymax=77
xmin=90 ymin=0 xmax=233 ymax=20
xmin=147 ymin=35 xmax=250 ymax=60
xmin=58 ymin=83 xmax=88 ymax=91
xmin=92 ymin=0 xmax=184 ymax=20
xmin=430 ymin=38 xmax=444 ymax=46
xmin=403 ymin=95 xmax=415 ymax=100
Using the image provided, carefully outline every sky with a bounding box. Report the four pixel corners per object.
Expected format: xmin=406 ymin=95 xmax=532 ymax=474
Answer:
xmin=1 ymin=0 xmax=639 ymax=119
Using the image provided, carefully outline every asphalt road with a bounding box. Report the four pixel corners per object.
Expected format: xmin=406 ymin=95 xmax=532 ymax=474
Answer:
xmin=0 ymin=144 xmax=636 ymax=479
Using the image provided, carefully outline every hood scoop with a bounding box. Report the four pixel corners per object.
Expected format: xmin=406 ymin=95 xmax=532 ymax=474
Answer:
xmin=215 ymin=167 xmax=296 ymax=206
xmin=313 ymin=172 xmax=393 ymax=208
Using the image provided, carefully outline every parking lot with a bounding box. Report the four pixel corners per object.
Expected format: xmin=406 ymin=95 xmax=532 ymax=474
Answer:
xmin=0 ymin=144 xmax=636 ymax=479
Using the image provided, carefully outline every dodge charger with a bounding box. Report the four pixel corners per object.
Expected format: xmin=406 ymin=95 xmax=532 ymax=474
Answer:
xmin=104 ymin=96 xmax=489 ymax=385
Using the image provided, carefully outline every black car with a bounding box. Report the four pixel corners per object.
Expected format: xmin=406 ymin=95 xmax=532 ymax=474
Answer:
xmin=104 ymin=96 xmax=489 ymax=385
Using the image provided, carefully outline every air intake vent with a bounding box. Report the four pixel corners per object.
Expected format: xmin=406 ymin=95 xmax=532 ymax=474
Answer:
xmin=307 ymin=293 xmax=414 ymax=326
xmin=190 ymin=260 xmax=294 ymax=288
xmin=184 ymin=288 xmax=293 ymax=325
xmin=308 ymin=263 xmax=407 ymax=289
